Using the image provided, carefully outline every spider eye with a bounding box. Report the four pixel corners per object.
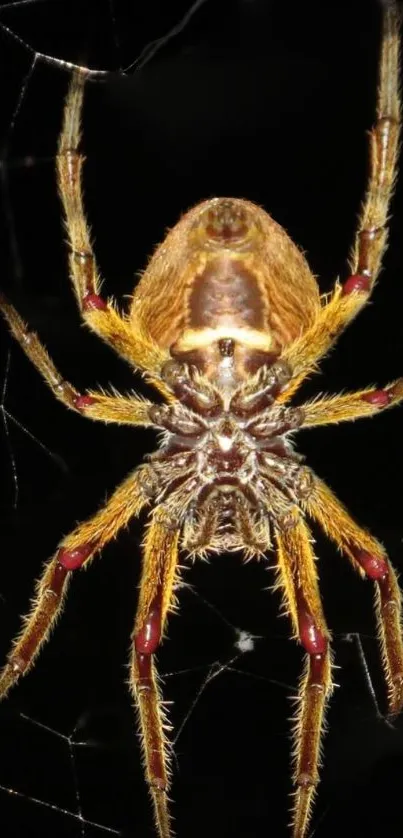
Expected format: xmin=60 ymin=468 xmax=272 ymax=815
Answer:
xmin=205 ymin=200 xmax=249 ymax=242
xmin=198 ymin=198 xmax=255 ymax=246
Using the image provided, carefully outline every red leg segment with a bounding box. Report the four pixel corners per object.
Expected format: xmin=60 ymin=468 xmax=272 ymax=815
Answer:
xmin=304 ymin=476 xmax=403 ymax=716
xmin=0 ymin=466 xmax=154 ymax=701
xmin=129 ymin=510 xmax=181 ymax=838
xmin=274 ymin=513 xmax=333 ymax=838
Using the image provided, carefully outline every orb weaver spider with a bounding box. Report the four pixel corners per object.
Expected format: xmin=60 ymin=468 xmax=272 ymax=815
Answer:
xmin=0 ymin=3 xmax=403 ymax=837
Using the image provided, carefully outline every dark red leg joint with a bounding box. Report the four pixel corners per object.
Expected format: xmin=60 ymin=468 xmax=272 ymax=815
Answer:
xmin=73 ymin=393 xmax=96 ymax=410
xmin=134 ymin=589 xmax=166 ymax=789
xmin=135 ymin=595 xmax=163 ymax=657
xmin=342 ymin=274 xmax=371 ymax=296
xmin=296 ymin=589 xmax=327 ymax=656
xmin=349 ymin=546 xmax=388 ymax=580
xmin=361 ymin=389 xmax=392 ymax=407
xmin=57 ymin=542 xmax=95 ymax=571
xmin=134 ymin=589 xmax=164 ymax=689
xmin=82 ymin=293 xmax=107 ymax=311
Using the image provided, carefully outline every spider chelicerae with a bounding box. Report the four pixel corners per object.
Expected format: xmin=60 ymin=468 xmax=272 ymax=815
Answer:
xmin=1 ymin=4 xmax=403 ymax=838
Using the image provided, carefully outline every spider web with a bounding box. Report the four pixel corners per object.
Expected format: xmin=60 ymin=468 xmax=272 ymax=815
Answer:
xmin=1 ymin=1 xmax=403 ymax=837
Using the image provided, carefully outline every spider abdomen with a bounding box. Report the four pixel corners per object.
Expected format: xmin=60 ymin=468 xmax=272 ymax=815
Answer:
xmin=130 ymin=197 xmax=321 ymax=387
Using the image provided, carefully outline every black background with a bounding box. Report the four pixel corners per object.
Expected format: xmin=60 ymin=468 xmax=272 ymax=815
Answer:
xmin=1 ymin=1 xmax=403 ymax=837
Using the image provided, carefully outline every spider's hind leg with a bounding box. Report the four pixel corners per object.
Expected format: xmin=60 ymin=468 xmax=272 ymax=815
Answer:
xmin=304 ymin=476 xmax=403 ymax=716
xmin=130 ymin=507 xmax=181 ymax=838
xmin=274 ymin=512 xmax=333 ymax=838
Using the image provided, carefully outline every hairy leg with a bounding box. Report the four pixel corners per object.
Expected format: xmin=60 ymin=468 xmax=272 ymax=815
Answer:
xmin=300 ymin=378 xmax=403 ymax=428
xmin=279 ymin=3 xmax=400 ymax=403
xmin=274 ymin=511 xmax=333 ymax=838
xmin=57 ymin=73 xmax=170 ymax=393
xmin=303 ymin=475 xmax=403 ymax=715
xmin=129 ymin=508 xmax=181 ymax=838
xmin=0 ymin=293 xmax=157 ymax=425
xmin=0 ymin=464 xmax=155 ymax=700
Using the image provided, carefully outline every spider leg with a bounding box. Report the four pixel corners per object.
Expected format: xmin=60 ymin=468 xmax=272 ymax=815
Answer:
xmin=0 ymin=293 xmax=157 ymax=425
xmin=57 ymin=73 xmax=170 ymax=394
xmin=303 ymin=475 xmax=403 ymax=715
xmin=0 ymin=464 xmax=155 ymax=701
xmin=130 ymin=507 xmax=181 ymax=838
xmin=300 ymin=378 xmax=403 ymax=428
xmin=349 ymin=0 xmax=400 ymax=284
xmin=279 ymin=3 xmax=400 ymax=403
xmin=274 ymin=512 xmax=333 ymax=838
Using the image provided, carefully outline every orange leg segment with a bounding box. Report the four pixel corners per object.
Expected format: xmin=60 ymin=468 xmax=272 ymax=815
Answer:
xmin=0 ymin=465 xmax=154 ymax=701
xmin=279 ymin=3 xmax=400 ymax=404
xmin=57 ymin=73 xmax=170 ymax=393
xmin=300 ymin=379 xmax=403 ymax=428
xmin=0 ymin=293 xmax=157 ymax=425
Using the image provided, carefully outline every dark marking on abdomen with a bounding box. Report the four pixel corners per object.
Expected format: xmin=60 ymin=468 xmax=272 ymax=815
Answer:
xmin=189 ymin=257 xmax=265 ymax=330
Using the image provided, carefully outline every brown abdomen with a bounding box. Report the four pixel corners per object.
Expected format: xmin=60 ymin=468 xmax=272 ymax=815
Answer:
xmin=188 ymin=256 xmax=265 ymax=331
xmin=129 ymin=198 xmax=321 ymax=382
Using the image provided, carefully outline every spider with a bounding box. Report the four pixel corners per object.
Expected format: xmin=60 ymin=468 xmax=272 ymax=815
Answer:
xmin=0 ymin=3 xmax=403 ymax=837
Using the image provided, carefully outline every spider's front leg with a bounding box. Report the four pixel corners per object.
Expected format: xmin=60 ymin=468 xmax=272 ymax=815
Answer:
xmin=0 ymin=465 xmax=155 ymax=701
xmin=274 ymin=512 xmax=333 ymax=838
xmin=129 ymin=507 xmax=181 ymax=838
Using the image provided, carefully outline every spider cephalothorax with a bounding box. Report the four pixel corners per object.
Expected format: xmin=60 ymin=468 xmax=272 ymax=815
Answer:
xmin=0 ymin=6 xmax=402 ymax=838
xmin=149 ymin=360 xmax=308 ymax=555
